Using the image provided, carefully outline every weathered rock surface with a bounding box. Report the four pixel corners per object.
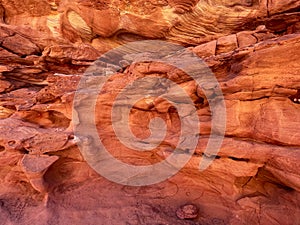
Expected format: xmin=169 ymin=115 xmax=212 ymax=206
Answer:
xmin=0 ymin=0 xmax=300 ymax=224
xmin=21 ymin=154 xmax=59 ymax=193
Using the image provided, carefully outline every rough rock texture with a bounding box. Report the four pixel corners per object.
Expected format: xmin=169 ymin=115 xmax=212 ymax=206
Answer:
xmin=0 ymin=0 xmax=300 ymax=224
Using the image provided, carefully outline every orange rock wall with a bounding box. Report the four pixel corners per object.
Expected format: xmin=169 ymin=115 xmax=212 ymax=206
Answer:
xmin=0 ymin=0 xmax=300 ymax=224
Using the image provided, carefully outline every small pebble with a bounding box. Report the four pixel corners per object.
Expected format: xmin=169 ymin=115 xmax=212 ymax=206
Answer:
xmin=176 ymin=204 xmax=199 ymax=220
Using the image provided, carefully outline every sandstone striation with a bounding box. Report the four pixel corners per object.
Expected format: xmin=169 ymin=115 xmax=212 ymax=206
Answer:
xmin=0 ymin=0 xmax=300 ymax=224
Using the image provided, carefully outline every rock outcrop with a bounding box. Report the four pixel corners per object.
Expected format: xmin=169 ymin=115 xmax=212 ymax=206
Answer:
xmin=0 ymin=0 xmax=300 ymax=224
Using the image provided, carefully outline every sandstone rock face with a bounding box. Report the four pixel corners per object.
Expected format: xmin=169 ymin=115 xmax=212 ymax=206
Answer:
xmin=21 ymin=154 xmax=59 ymax=193
xmin=0 ymin=0 xmax=300 ymax=224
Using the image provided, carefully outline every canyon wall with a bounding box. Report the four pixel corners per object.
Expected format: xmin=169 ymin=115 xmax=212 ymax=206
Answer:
xmin=0 ymin=0 xmax=300 ymax=224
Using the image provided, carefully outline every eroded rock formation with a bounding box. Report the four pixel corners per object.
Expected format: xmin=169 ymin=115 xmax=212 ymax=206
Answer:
xmin=0 ymin=0 xmax=300 ymax=224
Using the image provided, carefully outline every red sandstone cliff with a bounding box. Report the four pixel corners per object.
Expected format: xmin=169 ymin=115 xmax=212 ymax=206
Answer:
xmin=0 ymin=0 xmax=300 ymax=224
